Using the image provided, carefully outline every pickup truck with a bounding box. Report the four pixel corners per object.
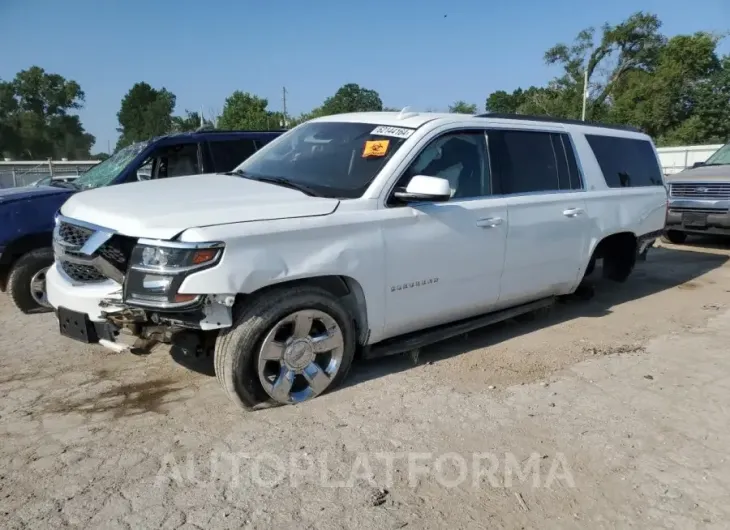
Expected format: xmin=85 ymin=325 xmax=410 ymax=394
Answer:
xmin=0 ymin=129 xmax=282 ymax=313
xmin=46 ymin=111 xmax=667 ymax=411
xmin=664 ymin=140 xmax=730 ymax=243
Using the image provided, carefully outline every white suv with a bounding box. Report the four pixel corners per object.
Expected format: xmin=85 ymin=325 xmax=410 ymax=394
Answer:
xmin=46 ymin=111 xmax=667 ymax=410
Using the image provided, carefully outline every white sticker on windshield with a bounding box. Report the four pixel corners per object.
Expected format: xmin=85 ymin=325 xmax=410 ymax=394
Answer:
xmin=370 ymin=125 xmax=415 ymax=139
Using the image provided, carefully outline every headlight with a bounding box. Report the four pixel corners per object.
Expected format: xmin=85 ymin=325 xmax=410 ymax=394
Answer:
xmin=123 ymin=241 xmax=224 ymax=308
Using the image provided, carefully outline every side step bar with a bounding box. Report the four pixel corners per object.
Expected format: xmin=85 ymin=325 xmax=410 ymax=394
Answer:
xmin=362 ymin=297 xmax=555 ymax=360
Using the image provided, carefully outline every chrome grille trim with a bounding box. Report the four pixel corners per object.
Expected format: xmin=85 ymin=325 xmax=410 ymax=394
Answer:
xmin=670 ymin=182 xmax=730 ymax=200
xmin=53 ymin=215 xmax=132 ymax=285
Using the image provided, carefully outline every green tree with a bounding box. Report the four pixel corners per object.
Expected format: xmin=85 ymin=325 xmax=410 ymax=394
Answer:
xmin=609 ymin=32 xmax=726 ymax=143
xmin=483 ymin=12 xmax=729 ymax=146
xmin=542 ymin=12 xmax=665 ymax=120
xmin=0 ymin=66 xmax=94 ymax=159
xmin=217 ymin=91 xmax=283 ymax=130
xmin=448 ymin=101 xmax=478 ymax=114
xmin=171 ymin=110 xmax=214 ymax=132
xmin=485 ymin=89 xmax=526 ymax=113
xmin=312 ymin=83 xmax=383 ymax=117
xmin=91 ymin=152 xmax=111 ymax=161
xmin=116 ymin=82 xmax=176 ymax=149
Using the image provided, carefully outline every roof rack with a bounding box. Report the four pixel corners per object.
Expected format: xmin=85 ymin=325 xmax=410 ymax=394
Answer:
xmin=475 ymin=113 xmax=642 ymax=133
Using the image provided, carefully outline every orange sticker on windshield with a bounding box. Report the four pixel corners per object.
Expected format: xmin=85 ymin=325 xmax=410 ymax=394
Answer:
xmin=362 ymin=139 xmax=390 ymax=158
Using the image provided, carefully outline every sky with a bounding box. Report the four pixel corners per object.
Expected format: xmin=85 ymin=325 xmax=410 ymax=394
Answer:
xmin=1 ymin=0 xmax=728 ymax=153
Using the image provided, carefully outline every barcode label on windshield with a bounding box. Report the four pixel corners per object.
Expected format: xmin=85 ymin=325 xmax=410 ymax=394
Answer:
xmin=370 ymin=126 xmax=415 ymax=139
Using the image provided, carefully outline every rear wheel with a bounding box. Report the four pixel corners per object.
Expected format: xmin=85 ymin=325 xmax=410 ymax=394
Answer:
xmin=662 ymin=230 xmax=687 ymax=245
xmin=7 ymin=248 xmax=54 ymax=314
xmin=214 ymin=286 xmax=356 ymax=410
xmin=602 ymin=236 xmax=637 ymax=283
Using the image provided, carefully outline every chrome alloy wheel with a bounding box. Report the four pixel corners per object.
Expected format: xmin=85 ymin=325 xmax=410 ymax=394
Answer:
xmin=257 ymin=309 xmax=345 ymax=404
xmin=30 ymin=266 xmax=51 ymax=308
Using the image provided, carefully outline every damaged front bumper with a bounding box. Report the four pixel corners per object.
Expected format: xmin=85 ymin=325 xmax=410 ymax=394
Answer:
xmin=46 ymin=262 xmax=235 ymax=351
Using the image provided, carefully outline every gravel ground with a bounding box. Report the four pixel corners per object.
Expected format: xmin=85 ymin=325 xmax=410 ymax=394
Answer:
xmin=2 ymin=240 xmax=730 ymax=529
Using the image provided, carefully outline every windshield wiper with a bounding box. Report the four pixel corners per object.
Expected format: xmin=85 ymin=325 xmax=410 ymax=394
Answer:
xmin=225 ymin=170 xmax=319 ymax=197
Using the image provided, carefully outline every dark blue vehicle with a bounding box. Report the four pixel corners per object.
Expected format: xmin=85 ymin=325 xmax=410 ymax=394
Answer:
xmin=0 ymin=129 xmax=283 ymax=313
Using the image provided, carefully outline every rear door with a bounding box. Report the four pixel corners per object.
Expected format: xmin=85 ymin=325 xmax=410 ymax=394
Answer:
xmin=207 ymin=138 xmax=259 ymax=172
xmin=489 ymin=129 xmax=591 ymax=305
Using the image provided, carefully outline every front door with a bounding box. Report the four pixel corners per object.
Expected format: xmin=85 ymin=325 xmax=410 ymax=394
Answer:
xmin=380 ymin=129 xmax=508 ymax=340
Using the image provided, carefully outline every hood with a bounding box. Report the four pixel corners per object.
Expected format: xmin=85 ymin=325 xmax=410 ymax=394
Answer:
xmin=59 ymin=174 xmax=340 ymax=239
xmin=0 ymin=185 xmax=73 ymax=204
xmin=666 ymin=164 xmax=730 ymax=183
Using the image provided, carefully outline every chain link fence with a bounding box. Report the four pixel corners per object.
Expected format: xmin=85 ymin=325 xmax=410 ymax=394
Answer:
xmin=0 ymin=160 xmax=100 ymax=188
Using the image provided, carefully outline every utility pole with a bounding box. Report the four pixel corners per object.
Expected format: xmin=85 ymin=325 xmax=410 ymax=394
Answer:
xmin=201 ymin=106 xmax=205 ymax=128
xmin=281 ymin=86 xmax=290 ymax=129
xmin=581 ymin=69 xmax=589 ymax=121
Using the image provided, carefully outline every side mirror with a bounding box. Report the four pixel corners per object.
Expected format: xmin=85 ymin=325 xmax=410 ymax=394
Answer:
xmin=691 ymin=161 xmax=705 ymax=169
xmin=393 ymin=175 xmax=451 ymax=203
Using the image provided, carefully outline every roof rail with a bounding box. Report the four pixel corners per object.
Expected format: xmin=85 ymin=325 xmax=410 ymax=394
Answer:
xmin=176 ymin=129 xmax=286 ymax=135
xmin=475 ymin=113 xmax=642 ymax=133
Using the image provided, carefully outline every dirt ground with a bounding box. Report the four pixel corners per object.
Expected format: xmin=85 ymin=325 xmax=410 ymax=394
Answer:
xmin=3 ymin=239 xmax=730 ymax=529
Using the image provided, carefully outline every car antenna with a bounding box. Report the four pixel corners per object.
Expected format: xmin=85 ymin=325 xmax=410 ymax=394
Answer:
xmin=397 ymin=106 xmax=418 ymax=120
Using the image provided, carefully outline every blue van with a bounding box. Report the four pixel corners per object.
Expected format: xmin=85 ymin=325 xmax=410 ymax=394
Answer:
xmin=0 ymin=129 xmax=283 ymax=313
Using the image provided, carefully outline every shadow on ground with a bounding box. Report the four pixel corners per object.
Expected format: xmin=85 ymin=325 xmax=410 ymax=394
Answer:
xmin=344 ymin=244 xmax=728 ymax=390
xmin=672 ymin=234 xmax=730 ymax=251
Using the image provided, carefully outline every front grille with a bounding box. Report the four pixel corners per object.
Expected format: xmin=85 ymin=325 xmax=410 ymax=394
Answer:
xmin=61 ymin=261 xmax=107 ymax=283
xmin=54 ymin=219 xmax=137 ymax=284
xmin=58 ymin=222 xmax=93 ymax=247
xmin=98 ymin=236 xmax=135 ymax=268
xmin=670 ymin=183 xmax=730 ymax=200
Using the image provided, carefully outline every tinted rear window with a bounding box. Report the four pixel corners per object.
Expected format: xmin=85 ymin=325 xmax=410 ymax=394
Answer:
xmin=585 ymin=135 xmax=663 ymax=188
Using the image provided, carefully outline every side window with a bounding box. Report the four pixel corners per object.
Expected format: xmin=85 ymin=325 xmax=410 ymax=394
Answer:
xmin=209 ymin=139 xmax=258 ymax=172
xmin=551 ymin=134 xmax=571 ymax=190
xmin=561 ymin=133 xmax=583 ymax=190
xmin=585 ymin=134 xmax=663 ymax=188
xmin=392 ymin=130 xmax=491 ymax=202
xmin=153 ymin=143 xmax=200 ymax=179
xmin=136 ymin=158 xmax=153 ymax=181
xmin=255 ymin=137 xmax=275 ymax=150
xmin=489 ymin=130 xmax=560 ymax=195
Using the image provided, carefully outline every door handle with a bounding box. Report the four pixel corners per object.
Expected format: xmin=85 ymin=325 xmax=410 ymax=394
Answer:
xmin=476 ymin=217 xmax=503 ymax=228
xmin=562 ymin=208 xmax=584 ymax=218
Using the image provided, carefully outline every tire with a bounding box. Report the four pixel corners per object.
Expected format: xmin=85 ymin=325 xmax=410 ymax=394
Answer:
xmin=662 ymin=230 xmax=687 ymax=245
xmin=584 ymin=256 xmax=596 ymax=277
xmin=214 ymin=285 xmax=357 ymax=410
xmin=7 ymin=247 xmax=54 ymax=314
xmin=602 ymin=236 xmax=637 ymax=283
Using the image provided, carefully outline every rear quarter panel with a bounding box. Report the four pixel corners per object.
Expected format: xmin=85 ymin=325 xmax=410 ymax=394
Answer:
xmin=570 ymin=130 xmax=667 ymax=259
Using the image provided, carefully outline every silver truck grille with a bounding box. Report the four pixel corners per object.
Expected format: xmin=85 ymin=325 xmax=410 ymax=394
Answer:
xmin=670 ymin=183 xmax=730 ymax=200
xmin=54 ymin=219 xmax=135 ymax=284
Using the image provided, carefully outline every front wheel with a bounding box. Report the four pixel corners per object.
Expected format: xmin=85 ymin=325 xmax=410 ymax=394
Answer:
xmin=7 ymin=248 xmax=54 ymax=314
xmin=214 ymin=286 xmax=356 ymax=410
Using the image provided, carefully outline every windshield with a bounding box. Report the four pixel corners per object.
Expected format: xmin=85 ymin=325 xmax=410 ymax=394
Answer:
xmin=72 ymin=141 xmax=149 ymax=190
xmin=704 ymin=142 xmax=730 ymax=166
xmin=233 ymin=121 xmax=412 ymax=198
